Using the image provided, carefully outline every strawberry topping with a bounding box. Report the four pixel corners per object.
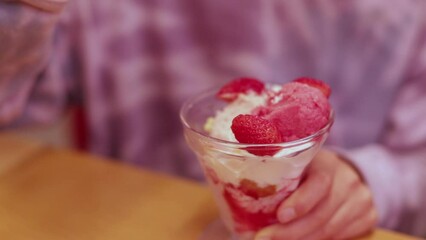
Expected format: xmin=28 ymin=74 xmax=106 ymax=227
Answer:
xmin=293 ymin=77 xmax=331 ymax=98
xmin=231 ymin=114 xmax=282 ymax=156
xmin=216 ymin=77 xmax=265 ymax=102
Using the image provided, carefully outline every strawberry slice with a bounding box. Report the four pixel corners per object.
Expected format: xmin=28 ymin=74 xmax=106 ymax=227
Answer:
xmin=293 ymin=77 xmax=331 ymax=98
xmin=231 ymin=114 xmax=282 ymax=156
xmin=216 ymin=77 xmax=265 ymax=102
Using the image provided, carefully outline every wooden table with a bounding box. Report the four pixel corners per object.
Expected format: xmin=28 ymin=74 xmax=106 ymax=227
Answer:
xmin=0 ymin=133 xmax=421 ymax=240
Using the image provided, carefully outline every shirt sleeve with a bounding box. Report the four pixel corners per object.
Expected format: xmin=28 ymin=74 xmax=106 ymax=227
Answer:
xmin=0 ymin=0 xmax=74 ymax=127
xmin=341 ymin=27 xmax=426 ymax=236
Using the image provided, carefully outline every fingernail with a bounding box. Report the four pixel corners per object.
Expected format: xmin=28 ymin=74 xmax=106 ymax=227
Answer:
xmin=255 ymin=237 xmax=271 ymax=240
xmin=279 ymin=208 xmax=296 ymax=223
xmin=254 ymin=228 xmax=273 ymax=240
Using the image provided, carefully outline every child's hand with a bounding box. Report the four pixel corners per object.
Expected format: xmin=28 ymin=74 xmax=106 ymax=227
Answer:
xmin=255 ymin=150 xmax=378 ymax=240
xmin=15 ymin=0 xmax=67 ymax=13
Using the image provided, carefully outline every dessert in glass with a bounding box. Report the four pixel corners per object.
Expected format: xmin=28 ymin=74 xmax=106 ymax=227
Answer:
xmin=180 ymin=77 xmax=334 ymax=240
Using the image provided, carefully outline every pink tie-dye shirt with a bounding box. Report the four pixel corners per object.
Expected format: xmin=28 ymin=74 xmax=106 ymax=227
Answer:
xmin=1 ymin=0 xmax=426 ymax=236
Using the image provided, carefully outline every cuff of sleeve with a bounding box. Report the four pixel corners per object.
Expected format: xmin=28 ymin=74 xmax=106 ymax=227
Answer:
xmin=329 ymin=144 xmax=403 ymax=229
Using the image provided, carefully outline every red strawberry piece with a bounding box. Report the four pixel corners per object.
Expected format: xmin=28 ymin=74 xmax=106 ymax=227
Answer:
xmin=216 ymin=77 xmax=265 ymax=102
xmin=293 ymin=77 xmax=331 ymax=98
xmin=231 ymin=114 xmax=282 ymax=156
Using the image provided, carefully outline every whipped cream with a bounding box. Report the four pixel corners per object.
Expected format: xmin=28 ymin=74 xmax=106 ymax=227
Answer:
xmin=209 ymin=93 xmax=267 ymax=142
xmin=202 ymin=141 xmax=320 ymax=188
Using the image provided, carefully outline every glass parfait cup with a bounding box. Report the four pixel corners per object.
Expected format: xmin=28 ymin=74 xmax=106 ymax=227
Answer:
xmin=180 ymin=89 xmax=334 ymax=240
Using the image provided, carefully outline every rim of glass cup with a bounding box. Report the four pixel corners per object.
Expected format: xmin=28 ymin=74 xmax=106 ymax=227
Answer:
xmin=180 ymin=88 xmax=334 ymax=149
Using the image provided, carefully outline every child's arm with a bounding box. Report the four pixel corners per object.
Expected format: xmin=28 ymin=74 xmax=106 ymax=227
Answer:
xmin=0 ymin=0 xmax=68 ymax=125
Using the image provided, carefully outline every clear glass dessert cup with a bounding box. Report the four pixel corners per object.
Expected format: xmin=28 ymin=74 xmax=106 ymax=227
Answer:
xmin=180 ymin=89 xmax=334 ymax=240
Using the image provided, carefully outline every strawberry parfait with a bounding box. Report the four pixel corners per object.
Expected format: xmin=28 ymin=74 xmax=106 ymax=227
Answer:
xmin=181 ymin=77 xmax=333 ymax=240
